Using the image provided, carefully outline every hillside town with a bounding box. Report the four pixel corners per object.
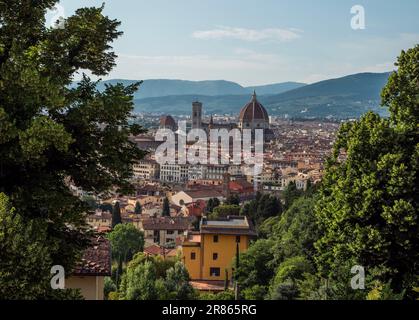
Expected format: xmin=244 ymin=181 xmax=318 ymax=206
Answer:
xmin=70 ymin=92 xmax=340 ymax=297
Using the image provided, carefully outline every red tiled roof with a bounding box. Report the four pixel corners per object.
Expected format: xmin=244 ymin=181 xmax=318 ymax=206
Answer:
xmin=142 ymin=216 xmax=192 ymax=231
xmin=73 ymin=236 xmax=111 ymax=276
xmin=239 ymin=92 xmax=269 ymax=122
xmin=144 ymin=244 xmax=177 ymax=258
xmin=97 ymin=226 xmax=111 ymax=233
xmin=228 ymin=180 xmax=253 ymax=192
xmin=160 ymin=115 xmax=176 ymax=128
xmin=186 ymin=200 xmax=206 ymax=217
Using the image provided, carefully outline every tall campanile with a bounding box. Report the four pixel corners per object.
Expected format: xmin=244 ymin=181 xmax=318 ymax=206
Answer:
xmin=192 ymin=101 xmax=202 ymax=129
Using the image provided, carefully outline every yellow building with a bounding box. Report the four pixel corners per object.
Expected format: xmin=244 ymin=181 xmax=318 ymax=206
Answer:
xmin=182 ymin=216 xmax=256 ymax=284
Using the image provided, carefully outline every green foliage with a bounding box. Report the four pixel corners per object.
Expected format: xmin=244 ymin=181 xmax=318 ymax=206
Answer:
xmin=104 ymin=277 xmax=117 ymax=300
xmin=282 ymin=182 xmax=303 ymax=210
xmin=112 ymin=202 xmax=122 ymax=228
xmin=272 ymin=196 xmax=319 ymax=264
xmin=199 ymin=291 xmax=235 ymax=300
xmin=269 ymin=256 xmax=313 ymax=300
xmin=235 ymin=239 xmax=276 ymax=291
xmin=82 ymin=195 xmax=98 ymax=211
xmin=242 ymin=285 xmax=268 ymax=300
xmin=241 ymin=192 xmax=282 ymax=226
xmin=225 ymin=194 xmax=240 ymax=205
xmin=367 ymin=280 xmax=405 ymax=300
xmin=107 ymin=223 xmax=144 ymax=264
xmin=257 ymin=216 xmax=281 ymax=238
xmin=118 ymin=253 xmax=195 ymax=300
xmin=209 ymin=204 xmax=241 ymax=219
xmin=164 ymin=262 xmax=196 ymax=299
xmin=315 ymin=45 xmax=418 ymax=297
xmin=0 ymin=193 xmax=52 ymax=299
xmin=0 ymin=1 xmax=145 ymax=297
xmin=134 ymin=201 xmax=142 ymax=215
xmin=0 ymin=193 xmax=85 ymax=300
xmin=206 ymin=198 xmax=220 ymax=213
xmin=162 ymin=197 xmax=171 ymax=217
xmin=234 ymin=194 xmax=320 ymax=300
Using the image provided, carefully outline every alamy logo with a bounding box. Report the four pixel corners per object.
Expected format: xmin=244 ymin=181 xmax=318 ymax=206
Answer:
xmin=350 ymin=265 xmax=365 ymax=290
xmin=50 ymin=265 xmax=65 ymax=289
xmin=155 ymin=121 xmax=264 ymax=176
xmin=351 ymin=5 xmax=366 ymax=30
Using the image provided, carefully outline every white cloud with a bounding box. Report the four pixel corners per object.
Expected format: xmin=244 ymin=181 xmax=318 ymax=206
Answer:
xmin=192 ymin=26 xmax=302 ymax=42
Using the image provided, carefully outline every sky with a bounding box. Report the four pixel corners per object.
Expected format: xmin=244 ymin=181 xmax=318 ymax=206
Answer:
xmin=54 ymin=0 xmax=419 ymax=86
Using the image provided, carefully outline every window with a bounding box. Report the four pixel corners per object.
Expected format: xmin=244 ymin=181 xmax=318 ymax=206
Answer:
xmin=167 ymin=230 xmax=174 ymax=235
xmin=213 ymin=253 xmax=218 ymax=260
xmin=236 ymin=236 xmax=241 ymax=243
xmin=191 ymin=252 xmax=196 ymax=260
xmin=213 ymin=235 xmax=219 ymax=243
xmin=210 ymin=267 xmax=220 ymax=277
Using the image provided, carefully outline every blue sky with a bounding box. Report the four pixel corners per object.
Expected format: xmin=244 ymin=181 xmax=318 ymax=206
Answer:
xmin=55 ymin=0 xmax=419 ymax=86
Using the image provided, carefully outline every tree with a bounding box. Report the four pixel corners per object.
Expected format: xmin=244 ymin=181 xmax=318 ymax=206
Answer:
xmin=206 ymin=198 xmax=220 ymax=214
xmin=134 ymin=201 xmax=142 ymax=215
xmin=0 ymin=193 xmax=51 ymax=299
xmin=0 ymin=1 xmax=145 ymax=297
xmin=112 ymin=202 xmax=122 ymax=228
xmin=234 ymin=239 xmax=276 ymax=300
xmin=226 ymin=194 xmax=240 ymax=205
xmin=0 ymin=193 xmax=83 ymax=299
xmin=118 ymin=253 xmax=195 ymax=300
xmin=162 ymin=197 xmax=171 ymax=217
xmin=209 ymin=204 xmax=241 ymax=219
xmin=241 ymin=193 xmax=282 ymax=226
xmin=104 ymin=277 xmax=117 ymax=300
xmin=315 ymin=45 xmax=419 ymax=298
xmin=119 ymin=260 xmax=158 ymax=300
xmin=107 ymin=223 xmax=144 ymax=286
xmin=282 ymin=182 xmax=302 ymax=210
xmin=272 ymin=196 xmax=319 ymax=264
xmin=268 ymin=256 xmax=313 ymax=300
xmin=164 ymin=262 xmax=196 ymax=300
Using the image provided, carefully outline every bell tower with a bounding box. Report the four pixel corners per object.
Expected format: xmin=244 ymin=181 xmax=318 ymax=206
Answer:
xmin=192 ymin=101 xmax=202 ymax=129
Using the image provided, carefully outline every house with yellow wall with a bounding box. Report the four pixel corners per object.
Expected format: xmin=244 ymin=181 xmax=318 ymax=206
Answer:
xmin=182 ymin=216 xmax=256 ymax=289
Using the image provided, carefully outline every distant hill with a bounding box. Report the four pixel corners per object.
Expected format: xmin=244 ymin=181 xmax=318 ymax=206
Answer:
xmin=264 ymin=72 xmax=391 ymax=103
xmin=247 ymin=82 xmax=307 ymax=96
xmin=93 ymin=79 xmax=306 ymax=99
xmin=133 ymin=72 xmax=392 ymax=119
xmin=263 ymin=72 xmax=391 ymax=118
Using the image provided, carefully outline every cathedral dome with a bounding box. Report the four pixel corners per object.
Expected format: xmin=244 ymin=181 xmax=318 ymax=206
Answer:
xmin=239 ymin=91 xmax=269 ymax=123
xmin=159 ymin=115 xmax=176 ymax=129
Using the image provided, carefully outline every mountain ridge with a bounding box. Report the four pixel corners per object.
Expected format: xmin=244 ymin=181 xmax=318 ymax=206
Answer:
xmin=131 ymin=72 xmax=392 ymax=119
xmin=93 ymin=79 xmax=306 ymax=99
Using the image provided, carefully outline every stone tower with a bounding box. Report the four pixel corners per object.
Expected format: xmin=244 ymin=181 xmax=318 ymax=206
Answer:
xmin=192 ymin=101 xmax=202 ymax=129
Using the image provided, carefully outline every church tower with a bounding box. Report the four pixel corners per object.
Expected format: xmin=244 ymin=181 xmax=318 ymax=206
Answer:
xmin=192 ymin=101 xmax=202 ymax=129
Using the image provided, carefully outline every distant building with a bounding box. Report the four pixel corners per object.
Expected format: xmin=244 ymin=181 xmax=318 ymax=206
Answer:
xmin=159 ymin=115 xmax=177 ymax=131
xmin=160 ymin=163 xmax=189 ymax=183
xmin=66 ymin=236 xmax=111 ymax=300
xmin=133 ymin=160 xmax=160 ymax=180
xmin=142 ymin=216 xmax=192 ymax=246
xmin=171 ymin=189 xmax=225 ymax=206
xmin=182 ymin=216 xmax=256 ymax=283
xmin=192 ymin=101 xmax=203 ymax=129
